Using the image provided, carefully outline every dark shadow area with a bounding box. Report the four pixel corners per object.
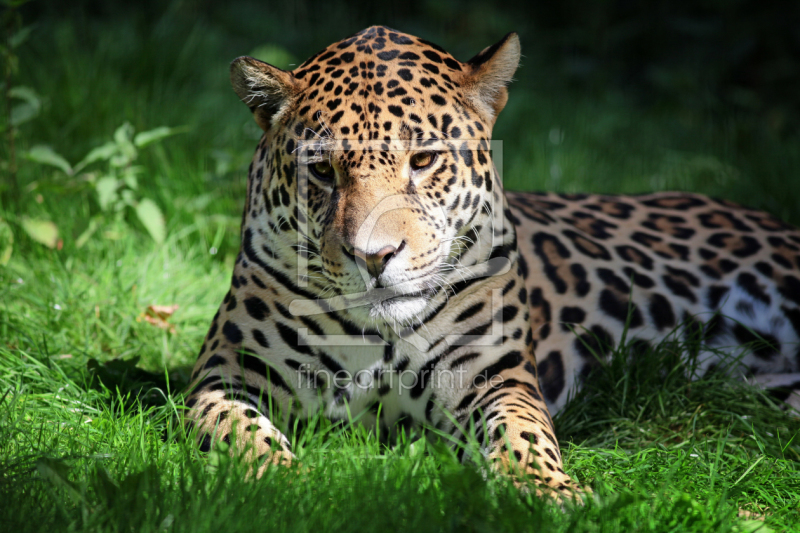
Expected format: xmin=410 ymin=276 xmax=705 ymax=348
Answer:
xmin=87 ymin=356 xmax=194 ymax=408
xmin=23 ymin=0 xmax=800 ymax=132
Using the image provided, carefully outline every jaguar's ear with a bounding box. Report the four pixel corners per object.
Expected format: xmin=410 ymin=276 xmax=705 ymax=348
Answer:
xmin=463 ymin=32 xmax=521 ymax=124
xmin=230 ymin=56 xmax=299 ymax=131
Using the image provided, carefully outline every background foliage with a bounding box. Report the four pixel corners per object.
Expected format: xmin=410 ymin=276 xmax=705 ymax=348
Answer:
xmin=1 ymin=0 xmax=799 ymax=530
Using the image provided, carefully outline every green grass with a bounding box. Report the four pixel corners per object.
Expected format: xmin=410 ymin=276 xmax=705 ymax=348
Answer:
xmin=2 ymin=245 xmax=799 ymax=531
xmin=2 ymin=2 xmax=800 ymax=531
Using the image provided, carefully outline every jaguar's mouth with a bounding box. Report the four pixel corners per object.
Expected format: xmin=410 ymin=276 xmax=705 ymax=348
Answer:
xmin=349 ymin=269 xmax=439 ymax=302
xmin=372 ymin=287 xmax=436 ymax=303
xmin=292 ymin=275 xmax=440 ymax=325
xmin=368 ymin=290 xmax=433 ymax=323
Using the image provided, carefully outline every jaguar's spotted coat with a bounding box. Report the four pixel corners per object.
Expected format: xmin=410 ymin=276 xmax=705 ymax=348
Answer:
xmin=186 ymin=26 xmax=800 ymax=497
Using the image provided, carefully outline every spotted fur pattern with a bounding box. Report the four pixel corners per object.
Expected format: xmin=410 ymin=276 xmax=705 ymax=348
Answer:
xmin=186 ymin=26 xmax=800 ymax=497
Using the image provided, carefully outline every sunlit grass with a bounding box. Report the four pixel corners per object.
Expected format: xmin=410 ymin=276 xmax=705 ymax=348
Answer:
xmin=2 ymin=226 xmax=799 ymax=531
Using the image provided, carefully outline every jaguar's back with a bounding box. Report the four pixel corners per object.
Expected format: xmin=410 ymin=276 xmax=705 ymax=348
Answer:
xmin=508 ymin=190 xmax=800 ymax=413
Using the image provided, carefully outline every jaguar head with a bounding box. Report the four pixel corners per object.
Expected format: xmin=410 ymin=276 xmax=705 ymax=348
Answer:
xmin=231 ymin=26 xmax=520 ymax=327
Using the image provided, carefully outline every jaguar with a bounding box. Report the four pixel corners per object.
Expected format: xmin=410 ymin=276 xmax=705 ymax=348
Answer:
xmin=186 ymin=26 xmax=800 ymax=497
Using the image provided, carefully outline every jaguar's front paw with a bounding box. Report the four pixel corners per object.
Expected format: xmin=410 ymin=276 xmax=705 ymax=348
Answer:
xmin=488 ymin=448 xmax=590 ymax=502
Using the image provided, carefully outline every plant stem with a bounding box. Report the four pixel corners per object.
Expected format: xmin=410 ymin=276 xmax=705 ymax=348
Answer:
xmin=5 ymin=67 xmax=18 ymax=201
xmin=4 ymin=15 xmax=19 ymax=203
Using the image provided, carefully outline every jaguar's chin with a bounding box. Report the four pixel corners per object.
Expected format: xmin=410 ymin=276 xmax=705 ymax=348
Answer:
xmin=368 ymin=294 xmax=429 ymax=324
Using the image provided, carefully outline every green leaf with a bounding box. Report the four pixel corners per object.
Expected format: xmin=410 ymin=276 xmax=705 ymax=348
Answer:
xmin=74 ymin=142 xmax=118 ymax=173
xmin=10 ymin=101 xmax=40 ymax=126
xmin=21 ymin=218 xmax=58 ymax=248
xmin=9 ymin=25 xmax=34 ymax=49
xmin=737 ymin=520 xmax=773 ymax=533
xmin=95 ymin=176 xmax=120 ymax=211
xmin=112 ymin=122 xmax=137 ymax=166
xmin=7 ymin=86 xmax=42 ymax=126
xmin=9 ymin=85 xmax=41 ymax=106
xmin=133 ymin=126 xmax=184 ymax=148
xmin=122 ymin=167 xmax=140 ymax=190
xmin=25 ymin=145 xmax=72 ymax=175
xmin=119 ymin=141 xmax=137 ymax=164
xmin=113 ymin=122 xmax=135 ymax=145
xmin=0 ymin=218 xmax=13 ymax=265
xmin=135 ymin=198 xmax=166 ymax=244
xmin=120 ymin=188 xmax=136 ymax=206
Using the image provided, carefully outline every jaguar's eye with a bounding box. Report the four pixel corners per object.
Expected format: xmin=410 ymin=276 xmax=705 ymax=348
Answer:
xmin=310 ymin=161 xmax=335 ymax=182
xmin=410 ymin=151 xmax=436 ymax=171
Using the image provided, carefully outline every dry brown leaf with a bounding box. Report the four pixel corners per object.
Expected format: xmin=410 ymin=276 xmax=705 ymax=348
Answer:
xmin=137 ymin=304 xmax=179 ymax=333
xmin=738 ymin=508 xmax=768 ymax=520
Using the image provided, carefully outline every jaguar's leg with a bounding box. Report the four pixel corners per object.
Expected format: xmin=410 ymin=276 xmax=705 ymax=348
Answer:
xmin=431 ymin=348 xmax=587 ymax=500
xmin=185 ymin=385 xmax=294 ymax=477
xmin=476 ymin=378 xmax=584 ymax=498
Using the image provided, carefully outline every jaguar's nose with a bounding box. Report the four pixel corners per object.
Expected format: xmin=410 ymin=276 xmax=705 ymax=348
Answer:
xmin=343 ymin=241 xmax=406 ymax=280
xmin=364 ymin=244 xmax=398 ymax=279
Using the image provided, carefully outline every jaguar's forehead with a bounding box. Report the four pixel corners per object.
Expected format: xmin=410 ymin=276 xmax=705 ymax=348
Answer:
xmin=289 ymin=26 xmax=467 ymax=126
xmin=231 ymin=27 xmax=519 ymax=143
xmin=295 ymin=26 xmax=463 ymax=79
